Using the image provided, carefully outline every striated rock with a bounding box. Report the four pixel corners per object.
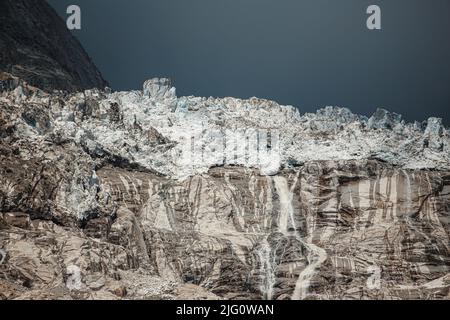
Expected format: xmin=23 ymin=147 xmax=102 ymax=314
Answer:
xmin=3 ymin=212 xmax=31 ymax=229
xmin=110 ymin=162 xmax=450 ymax=299
xmin=0 ymin=249 xmax=6 ymax=264
xmin=85 ymin=274 xmax=106 ymax=291
xmin=0 ymin=215 xmax=7 ymax=230
xmin=0 ymin=79 xmax=449 ymax=300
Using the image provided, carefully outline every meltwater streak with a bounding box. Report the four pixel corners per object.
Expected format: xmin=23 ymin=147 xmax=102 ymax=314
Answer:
xmin=291 ymin=237 xmax=327 ymax=300
xmin=273 ymin=175 xmax=327 ymax=300
xmin=258 ymin=238 xmax=276 ymax=300
xmin=256 ymin=176 xmax=290 ymax=301
xmin=273 ymin=176 xmax=291 ymax=235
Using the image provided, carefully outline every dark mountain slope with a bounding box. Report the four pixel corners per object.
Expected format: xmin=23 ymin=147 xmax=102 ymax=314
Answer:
xmin=0 ymin=0 xmax=108 ymax=92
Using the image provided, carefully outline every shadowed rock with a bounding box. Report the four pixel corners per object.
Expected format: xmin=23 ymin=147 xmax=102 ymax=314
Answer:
xmin=0 ymin=0 xmax=108 ymax=92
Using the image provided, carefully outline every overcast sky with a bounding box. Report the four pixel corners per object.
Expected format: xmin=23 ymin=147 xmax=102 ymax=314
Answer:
xmin=48 ymin=0 xmax=450 ymax=125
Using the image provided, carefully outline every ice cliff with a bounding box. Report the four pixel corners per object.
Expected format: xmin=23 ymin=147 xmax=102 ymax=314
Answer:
xmin=36 ymin=77 xmax=450 ymax=180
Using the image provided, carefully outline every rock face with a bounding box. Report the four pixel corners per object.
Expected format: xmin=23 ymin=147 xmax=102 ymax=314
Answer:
xmin=0 ymin=0 xmax=108 ymax=92
xmin=0 ymin=79 xmax=449 ymax=300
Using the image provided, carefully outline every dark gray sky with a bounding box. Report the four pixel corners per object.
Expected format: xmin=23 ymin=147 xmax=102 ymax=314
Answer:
xmin=48 ymin=0 xmax=450 ymax=124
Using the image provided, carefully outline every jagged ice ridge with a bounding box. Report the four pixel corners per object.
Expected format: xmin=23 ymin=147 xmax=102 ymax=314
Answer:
xmin=6 ymin=77 xmax=446 ymax=180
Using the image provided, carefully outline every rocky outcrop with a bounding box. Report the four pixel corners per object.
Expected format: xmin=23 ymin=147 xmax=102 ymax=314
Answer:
xmin=0 ymin=0 xmax=108 ymax=92
xmin=93 ymin=162 xmax=450 ymax=300
xmin=0 ymin=79 xmax=448 ymax=300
